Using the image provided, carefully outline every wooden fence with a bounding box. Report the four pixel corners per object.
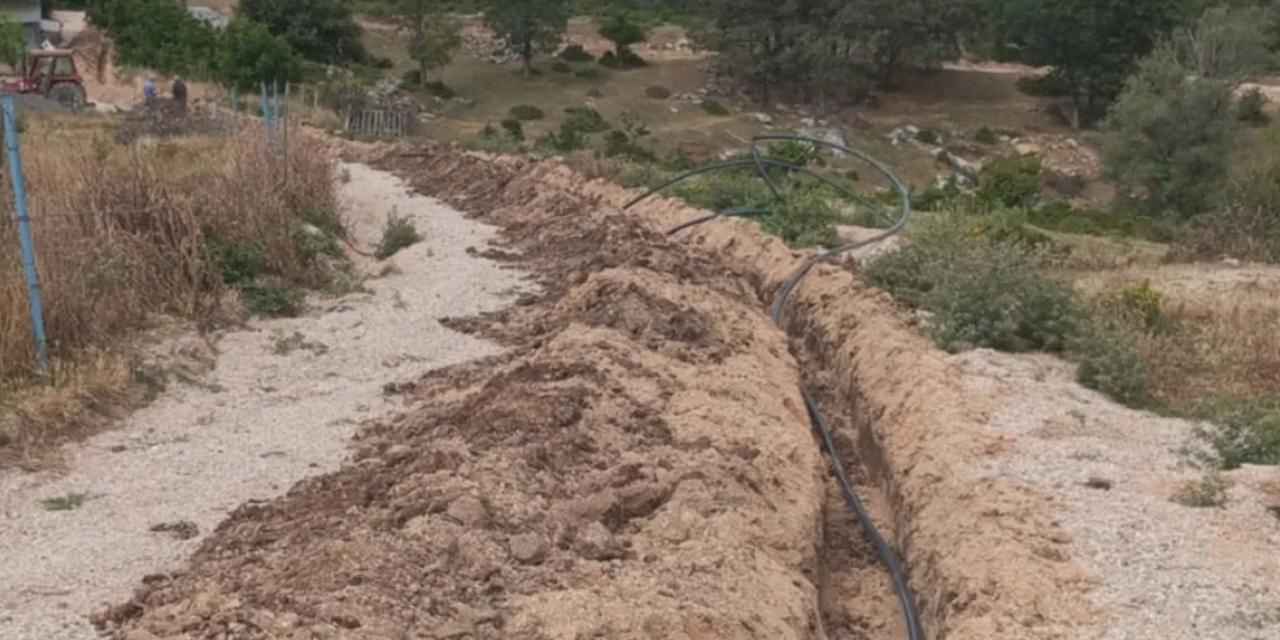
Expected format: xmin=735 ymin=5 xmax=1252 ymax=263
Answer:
xmin=345 ymin=110 xmax=414 ymax=138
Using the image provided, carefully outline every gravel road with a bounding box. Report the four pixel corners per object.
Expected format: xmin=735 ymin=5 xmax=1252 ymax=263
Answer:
xmin=0 ymin=162 xmax=527 ymax=639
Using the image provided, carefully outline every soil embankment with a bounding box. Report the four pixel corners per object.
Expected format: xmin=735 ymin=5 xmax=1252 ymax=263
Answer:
xmin=101 ymin=146 xmax=1102 ymax=639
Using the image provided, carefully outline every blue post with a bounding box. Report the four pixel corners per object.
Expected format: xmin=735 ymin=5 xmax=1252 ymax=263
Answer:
xmin=3 ymin=96 xmax=49 ymax=375
xmin=260 ymin=81 xmax=272 ymax=131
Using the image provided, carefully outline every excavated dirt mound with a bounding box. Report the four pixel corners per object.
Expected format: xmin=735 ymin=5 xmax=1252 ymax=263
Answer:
xmin=101 ymin=143 xmax=1109 ymax=640
xmin=96 ymin=149 xmax=832 ymax=639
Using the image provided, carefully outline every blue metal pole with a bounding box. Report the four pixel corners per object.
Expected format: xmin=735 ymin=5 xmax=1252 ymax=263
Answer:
xmin=261 ymin=81 xmax=271 ymax=130
xmin=3 ymin=96 xmax=49 ymax=375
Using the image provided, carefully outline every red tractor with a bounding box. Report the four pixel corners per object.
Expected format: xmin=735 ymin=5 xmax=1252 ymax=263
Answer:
xmin=0 ymin=49 xmax=88 ymax=111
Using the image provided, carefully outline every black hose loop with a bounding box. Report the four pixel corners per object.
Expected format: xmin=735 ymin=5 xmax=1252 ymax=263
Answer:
xmin=621 ymin=133 xmax=922 ymax=640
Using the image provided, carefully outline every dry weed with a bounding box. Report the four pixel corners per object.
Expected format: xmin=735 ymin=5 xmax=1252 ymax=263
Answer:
xmin=0 ymin=114 xmax=339 ymax=457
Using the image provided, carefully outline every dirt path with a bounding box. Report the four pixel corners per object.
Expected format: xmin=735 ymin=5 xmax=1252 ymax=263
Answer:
xmin=0 ymin=163 xmax=525 ymax=640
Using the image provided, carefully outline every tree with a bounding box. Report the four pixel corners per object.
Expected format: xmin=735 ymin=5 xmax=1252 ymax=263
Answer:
xmin=0 ymin=15 xmax=25 ymax=70
xmin=483 ymin=0 xmax=571 ymax=76
xmin=238 ymin=0 xmax=368 ymax=65
xmin=215 ymin=18 xmax=302 ymax=91
xmin=1173 ymin=5 xmax=1275 ymax=80
xmin=399 ymin=0 xmax=462 ymax=85
xmin=991 ymin=0 xmax=1185 ymax=127
xmin=598 ymin=13 xmax=647 ymax=57
xmin=86 ymin=0 xmax=219 ymax=77
xmin=1103 ymin=44 xmax=1236 ymax=219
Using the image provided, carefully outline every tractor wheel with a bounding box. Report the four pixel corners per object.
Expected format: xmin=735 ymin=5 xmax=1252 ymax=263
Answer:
xmin=48 ymin=83 xmax=86 ymax=112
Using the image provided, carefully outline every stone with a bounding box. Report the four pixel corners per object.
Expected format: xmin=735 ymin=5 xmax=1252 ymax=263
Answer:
xmin=508 ymin=533 xmax=548 ymax=565
xmin=575 ymin=522 xmax=625 ymax=561
xmin=751 ymin=112 xmax=773 ymax=124
xmin=1014 ymin=142 xmax=1043 ymax=156
xmin=446 ymin=496 xmax=489 ymax=528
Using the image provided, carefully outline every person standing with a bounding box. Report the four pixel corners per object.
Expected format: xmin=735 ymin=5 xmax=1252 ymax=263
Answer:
xmin=171 ymin=76 xmax=188 ymax=113
xmin=143 ymin=76 xmax=157 ymax=105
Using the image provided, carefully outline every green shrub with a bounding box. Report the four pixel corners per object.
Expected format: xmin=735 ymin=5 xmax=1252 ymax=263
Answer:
xmin=645 ymin=85 xmax=672 ymax=99
xmin=1194 ymin=399 xmax=1280 ymax=469
xmin=241 ymin=283 xmax=305 ymax=317
xmin=539 ymin=122 xmax=589 ymax=153
xmin=701 ymin=99 xmax=730 ymax=116
xmin=209 ymin=239 xmax=266 ymax=286
xmin=1238 ymin=88 xmax=1270 ymax=126
xmin=866 ymin=212 xmax=1079 ymax=353
xmin=1072 ymin=324 xmax=1150 ymax=406
xmin=562 ymin=106 xmax=610 ymax=133
xmin=424 ymin=80 xmax=456 ymax=99
xmin=293 ymin=224 xmax=342 ymax=263
xmin=915 ymin=128 xmax=940 ymax=145
xmin=558 ymin=44 xmax=595 ymax=62
xmin=768 ymin=140 xmax=817 ymax=168
xmin=759 ymin=187 xmax=841 ymax=248
xmin=599 ymin=47 xmax=646 ymax=69
xmin=978 ymin=156 xmax=1043 ymax=208
xmin=376 ymin=212 xmax=422 ymax=259
xmin=508 ymin=104 xmax=545 ymax=121
xmin=975 ymin=126 xmax=998 ymax=145
xmin=672 ymin=172 xmax=775 ymax=212
xmin=500 ymin=118 xmax=525 ymax=142
xmin=551 ymin=60 xmax=572 ymax=73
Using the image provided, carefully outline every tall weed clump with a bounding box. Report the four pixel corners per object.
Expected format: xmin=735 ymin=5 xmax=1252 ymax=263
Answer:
xmin=0 ymin=117 xmax=339 ymax=382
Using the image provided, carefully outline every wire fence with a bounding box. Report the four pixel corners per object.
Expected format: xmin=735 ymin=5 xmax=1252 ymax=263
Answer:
xmin=345 ymin=109 xmax=414 ymax=138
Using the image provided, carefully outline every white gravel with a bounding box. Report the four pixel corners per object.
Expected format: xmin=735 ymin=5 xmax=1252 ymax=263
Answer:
xmin=0 ymin=162 xmax=528 ymax=639
xmin=956 ymin=350 xmax=1280 ymax=640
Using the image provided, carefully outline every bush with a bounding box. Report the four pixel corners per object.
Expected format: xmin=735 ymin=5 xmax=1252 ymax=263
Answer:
xmin=768 ymin=139 xmax=817 ymax=169
xmin=978 ymin=156 xmax=1043 ymax=209
xmin=599 ymin=47 xmax=646 ymax=69
xmin=645 ymin=85 xmax=672 ymax=99
xmin=539 ymin=122 xmax=590 ymax=153
xmin=376 ymin=212 xmax=422 ymax=259
xmin=500 ymin=119 xmax=525 ymax=141
xmin=601 ymin=111 xmax=653 ymax=161
xmin=975 ymin=126 xmax=998 ymax=145
xmin=424 ymin=80 xmax=456 ymax=99
xmin=759 ymin=186 xmax=841 ymax=248
xmin=215 ymin=17 xmax=303 ymax=91
xmin=1171 ymin=471 xmax=1232 ymax=508
xmin=1072 ymin=324 xmax=1151 ymax=406
xmin=558 ymin=44 xmax=595 ymax=62
xmin=1180 ymin=159 xmax=1280 ymax=263
xmin=209 ymin=239 xmax=266 ymax=286
xmin=562 ymin=106 xmax=611 ymax=133
xmin=241 ymin=282 xmax=305 ymax=317
xmin=551 ymin=60 xmax=573 ymax=73
xmin=508 ymin=104 xmax=545 ymax=121
xmin=1103 ymin=45 xmax=1235 ymax=219
xmin=702 ymin=100 xmax=730 ymax=116
xmin=1194 ymin=399 xmax=1280 ymax=469
xmin=1237 ymin=87 xmax=1270 ymax=126
xmin=372 ymin=56 xmax=394 ymax=70
xmin=866 ymin=212 xmax=1080 ymax=353
xmin=915 ymin=128 xmax=940 ymax=145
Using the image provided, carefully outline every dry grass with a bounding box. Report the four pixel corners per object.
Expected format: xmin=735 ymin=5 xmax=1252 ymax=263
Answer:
xmin=0 ymin=113 xmax=339 ymax=461
xmin=1077 ymin=265 xmax=1280 ymax=414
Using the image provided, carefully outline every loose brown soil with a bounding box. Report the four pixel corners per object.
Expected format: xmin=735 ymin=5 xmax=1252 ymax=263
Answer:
xmin=100 ymin=145 xmax=1102 ymax=640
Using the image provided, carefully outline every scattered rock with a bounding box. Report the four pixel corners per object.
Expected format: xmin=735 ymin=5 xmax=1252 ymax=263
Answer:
xmin=1084 ymin=477 xmax=1113 ymax=491
xmin=446 ymin=495 xmax=489 ymax=528
xmin=149 ymin=520 xmax=200 ymax=541
xmin=575 ymin=522 xmax=626 ymax=561
xmin=750 ymin=112 xmax=773 ymax=125
xmin=1014 ymin=141 xmax=1043 ymax=156
xmin=508 ymin=533 xmax=548 ymax=565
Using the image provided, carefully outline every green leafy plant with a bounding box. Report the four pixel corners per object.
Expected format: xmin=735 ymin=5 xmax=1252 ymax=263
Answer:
xmin=1172 ymin=471 xmax=1232 ymax=508
xmin=376 ymin=212 xmax=423 ymax=259
xmin=701 ymin=100 xmax=730 ymax=116
xmin=978 ymin=156 xmax=1042 ymax=209
xmin=509 ymin=104 xmax=546 ymax=121
xmin=1237 ymin=87 xmax=1270 ymax=126
xmin=974 ymin=126 xmax=998 ymax=145
xmin=562 ymin=106 xmax=611 ymax=133
xmin=500 ymin=118 xmax=525 ymax=141
xmin=558 ymin=44 xmax=595 ymax=62
xmin=241 ymin=283 xmax=305 ymax=317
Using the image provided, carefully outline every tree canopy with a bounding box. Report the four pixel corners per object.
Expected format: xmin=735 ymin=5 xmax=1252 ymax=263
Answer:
xmin=482 ymin=0 xmax=571 ymax=75
xmin=238 ymin=0 xmax=369 ymax=65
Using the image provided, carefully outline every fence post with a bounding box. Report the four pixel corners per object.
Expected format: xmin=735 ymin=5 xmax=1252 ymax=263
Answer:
xmin=260 ymin=81 xmax=270 ymax=132
xmin=283 ymin=81 xmax=290 ymax=185
xmin=3 ymin=96 xmax=49 ymax=375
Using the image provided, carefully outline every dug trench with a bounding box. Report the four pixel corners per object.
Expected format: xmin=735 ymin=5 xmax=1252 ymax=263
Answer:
xmin=98 ymin=145 xmax=1094 ymax=640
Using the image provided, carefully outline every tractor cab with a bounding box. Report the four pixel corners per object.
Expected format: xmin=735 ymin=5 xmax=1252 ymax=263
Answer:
xmin=0 ymin=49 xmax=87 ymax=111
